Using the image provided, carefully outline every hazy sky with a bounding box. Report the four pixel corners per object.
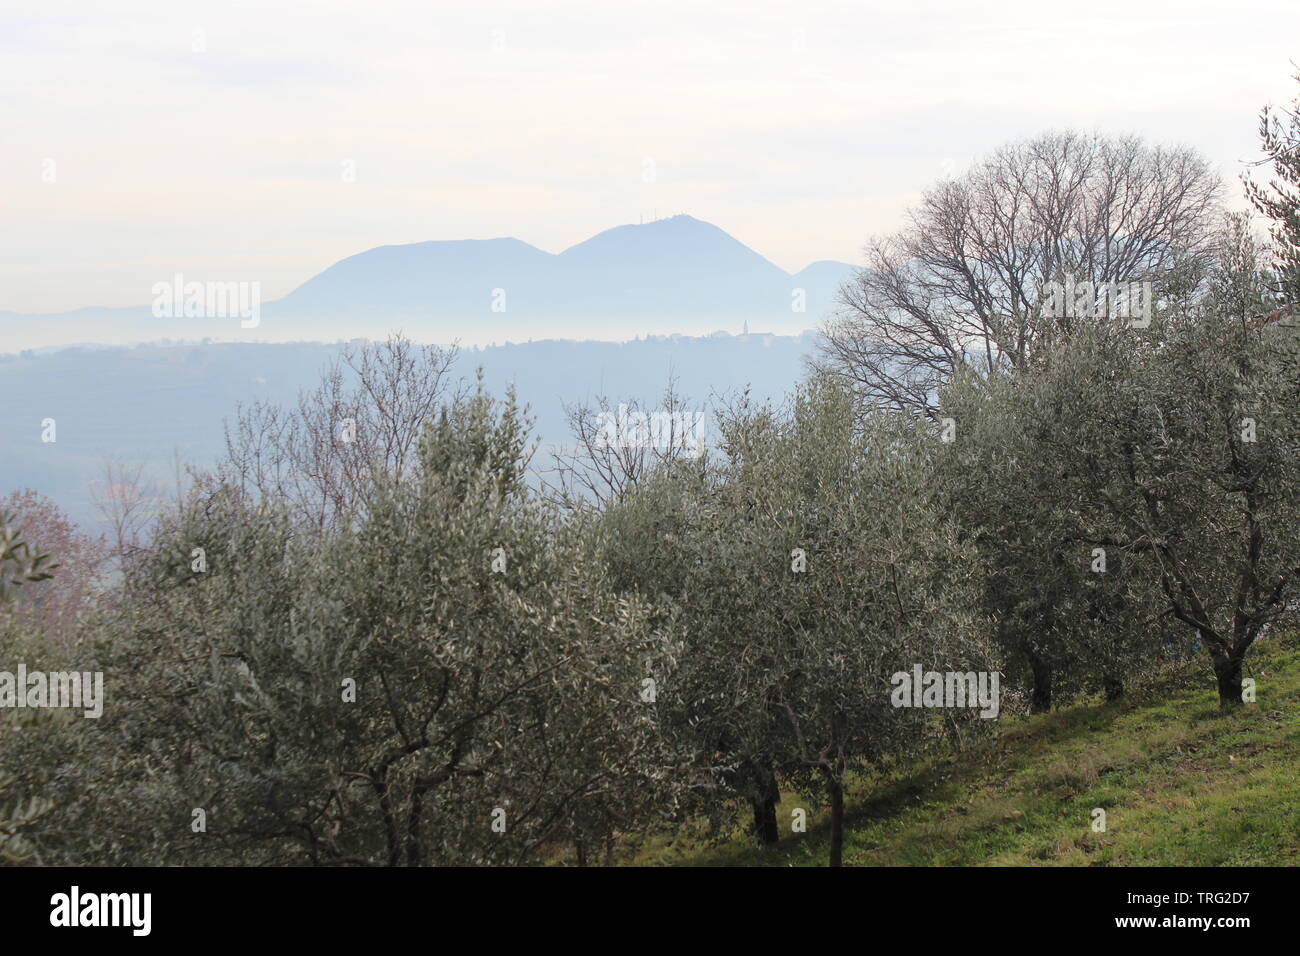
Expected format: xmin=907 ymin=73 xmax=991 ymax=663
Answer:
xmin=3 ymin=0 xmax=1298 ymax=313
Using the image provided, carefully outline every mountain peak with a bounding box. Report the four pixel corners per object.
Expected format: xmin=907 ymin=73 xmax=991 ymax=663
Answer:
xmin=558 ymin=214 xmax=784 ymax=274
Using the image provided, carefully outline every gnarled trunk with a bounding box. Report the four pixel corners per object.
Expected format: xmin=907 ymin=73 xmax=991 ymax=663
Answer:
xmin=749 ymin=767 xmax=781 ymax=845
xmin=824 ymin=769 xmax=845 ymax=868
xmin=1102 ymin=674 xmax=1124 ymax=702
xmin=1214 ymin=654 xmax=1244 ymax=710
xmin=1029 ymin=653 xmax=1053 ymax=713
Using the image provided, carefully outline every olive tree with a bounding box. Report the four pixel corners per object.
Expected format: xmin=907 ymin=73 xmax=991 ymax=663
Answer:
xmin=936 ymin=365 xmax=1167 ymax=711
xmin=753 ymin=381 xmax=992 ymax=865
xmin=1006 ymin=306 xmax=1300 ymax=709
xmin=0 ymin=513 xmax=62 ymax=863
xmin=1245 ymin=69 xmax=1300 ymax=308
xmin=82 ymin=385 xmax=683 ymax=865
xmin=600 ymin=453 xmax=781 ymax=843
xmin=606 ymin=377 xmax=994 ymax=864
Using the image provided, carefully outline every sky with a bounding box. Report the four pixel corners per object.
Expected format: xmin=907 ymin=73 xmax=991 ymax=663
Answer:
xmin=2 ymin=0 xmax=1298 ymax=315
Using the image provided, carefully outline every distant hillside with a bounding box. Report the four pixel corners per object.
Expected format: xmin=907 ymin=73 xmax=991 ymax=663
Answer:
xmin=0 ymin=332 xmax=815 ymax=529
xmin=0 ymin=216 xmax=857 ymax=350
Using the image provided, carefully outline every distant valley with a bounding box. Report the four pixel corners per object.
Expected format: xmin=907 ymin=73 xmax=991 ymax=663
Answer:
xmin=0 ymin=333 xmax=817 ymax=529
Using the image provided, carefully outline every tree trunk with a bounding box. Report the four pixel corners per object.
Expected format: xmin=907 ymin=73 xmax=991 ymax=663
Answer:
xmin=1102 ymin=674 xmax=1124 ymax=702
xmin=1029 ymin=653 xmax=1053 ymax=713
xmin=750 ymin=768 xmax=780 ymax=845
xmin=824 ymin=769 xmax=844 ymax=868
xmin=574 ymin=839 xmax=587 ymax=867
xmin=1214 ymin=654 xmax=1244 ymax=710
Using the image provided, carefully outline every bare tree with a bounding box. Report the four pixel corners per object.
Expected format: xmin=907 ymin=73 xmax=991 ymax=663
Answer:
xmin=91 ymin=457 xmax=163 ymax=570
xmin=817 ymin=131 xmax=1223 ymax=414
xmin=219 ymin=335 xmax=459 ymax=530
xmin=543 ymin=377 xmax=706 ymax=512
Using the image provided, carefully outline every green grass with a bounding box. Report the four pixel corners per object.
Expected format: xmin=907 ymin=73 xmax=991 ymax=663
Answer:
xmin=635 ymin=632 xmax=1300 ymax=866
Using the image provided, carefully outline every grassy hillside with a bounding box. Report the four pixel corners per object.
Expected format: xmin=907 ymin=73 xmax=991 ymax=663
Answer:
xmin=634 ymin=631 xmax=1300 ymax=867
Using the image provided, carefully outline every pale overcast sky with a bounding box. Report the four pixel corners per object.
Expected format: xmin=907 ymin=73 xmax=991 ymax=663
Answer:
xmin=3 ymin=0 xmax=1298 ymax=313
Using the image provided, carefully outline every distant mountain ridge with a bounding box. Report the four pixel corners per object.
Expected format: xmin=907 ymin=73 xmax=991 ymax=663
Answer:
xmin=2 ymin=215 xmax=856 ymax=350
xmin=259 ymin=214 xmax=854 ymax=333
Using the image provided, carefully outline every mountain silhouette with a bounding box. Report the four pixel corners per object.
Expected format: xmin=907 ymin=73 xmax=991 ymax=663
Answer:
xmin=2 ymin=215 xmax=856 ymax=349
xmin=274 ymin=214 xmax=852 ymax=328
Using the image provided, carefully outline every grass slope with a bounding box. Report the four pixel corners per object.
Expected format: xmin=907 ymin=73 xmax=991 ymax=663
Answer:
xmin=642 ymin=632 xmax=1300 ymax=867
